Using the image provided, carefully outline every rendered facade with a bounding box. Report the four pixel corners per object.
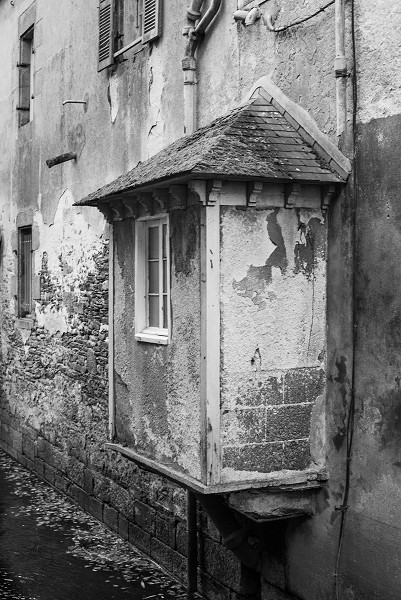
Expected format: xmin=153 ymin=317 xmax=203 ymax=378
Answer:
xmin=1 ymin=1 xmax=401 ymax=599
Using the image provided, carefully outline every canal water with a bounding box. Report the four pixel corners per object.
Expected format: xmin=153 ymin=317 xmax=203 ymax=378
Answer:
xmin=0 ymin=449 xmax=192 ymax=600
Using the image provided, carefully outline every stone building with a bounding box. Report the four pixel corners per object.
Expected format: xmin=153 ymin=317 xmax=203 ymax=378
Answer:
xmin=0 ymin=0 xmax=400 ymax=599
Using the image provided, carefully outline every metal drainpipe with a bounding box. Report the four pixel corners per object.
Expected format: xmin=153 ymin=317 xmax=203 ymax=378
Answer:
xmin=108 ymin=221 xmax=115 ymax=441
xmin=335 ymin=0 xmax=347 ymax=137
xmin=187 ymin=490 xmax=198 ymax=595
xmin=182 ymin=0 xmax=222 ymax=134
xmin=182 ymin=4 xmax=224 ymax=593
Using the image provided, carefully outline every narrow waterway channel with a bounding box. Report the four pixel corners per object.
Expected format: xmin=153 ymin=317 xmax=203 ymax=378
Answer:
xmin=0 ymin=449 xmax=192 ymax=600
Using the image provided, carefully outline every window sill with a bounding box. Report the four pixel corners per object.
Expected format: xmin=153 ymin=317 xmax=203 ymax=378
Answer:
xmin=135 ymin=329 xmax=168 ymax=345
xmin=15 ymin=317 xmax=34 ymax=330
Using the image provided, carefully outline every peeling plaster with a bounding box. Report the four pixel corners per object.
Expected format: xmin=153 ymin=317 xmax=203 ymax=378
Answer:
xmin=220 ymin=206 xmax=326 ymax=477
xmin=35 ymin=303 xmax=69 ymax=335
xmin=146 ymin=46 xmax=166 ymax=158
xmin=33 ymin=188 xmax=106 ymax=334
xmin=108 ymin=74 xmax=119 ymax=124
xmin=356 ymin=0 xmax=401 ymax=124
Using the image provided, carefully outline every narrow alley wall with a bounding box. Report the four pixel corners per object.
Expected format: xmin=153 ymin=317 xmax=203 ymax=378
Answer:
xmin=1 ymin=1 xmax=401 ymax=600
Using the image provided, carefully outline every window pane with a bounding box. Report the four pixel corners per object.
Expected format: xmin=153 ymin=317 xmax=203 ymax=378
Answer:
xmin=162 ymin=259 xmax=167 ymax=293
xmin=18 ymin=227 xmax=32 ymax=317
xmin=148 ymin=226 xmax=159 ymax=259
xmin=148 ymin=295 xmax=159 ymax=327
xmin=162 ymin=224 xmax=167 ymax=258
xmin=163 ymin=294 xmax=168 ymax=329
xmin=148 ymin=260 xmax=159 ymax=294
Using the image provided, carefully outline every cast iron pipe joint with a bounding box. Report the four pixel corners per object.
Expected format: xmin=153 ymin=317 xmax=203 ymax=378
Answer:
xmin=182 ymin=56 xmax=197 ymax=71
xmin=187 ymin=0 xmax=204 ymax=21
xmin=334 ymin=55 xmax=348 ymax=78
xmin=182 ymin=27 xmax=203 ymax=63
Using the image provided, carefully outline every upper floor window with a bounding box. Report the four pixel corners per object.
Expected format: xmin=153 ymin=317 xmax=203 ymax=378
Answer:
xmin=18 ymin=26 xmax=34 ymax=127
xmin=135 ymin=216 xmax=170 ymax=345
xmin=18 ymin=226 xmax=32 ymax=317
xmin=98 ymin=0 xmax=162 ymax=71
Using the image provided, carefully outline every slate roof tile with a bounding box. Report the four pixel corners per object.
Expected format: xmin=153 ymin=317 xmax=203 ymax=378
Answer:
xmin=76 ymin=93 xmax=344 ymax=207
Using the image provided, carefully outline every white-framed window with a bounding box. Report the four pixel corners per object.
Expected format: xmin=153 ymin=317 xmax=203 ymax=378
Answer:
xmin=135 ymin=215 xmax=170 ymax=345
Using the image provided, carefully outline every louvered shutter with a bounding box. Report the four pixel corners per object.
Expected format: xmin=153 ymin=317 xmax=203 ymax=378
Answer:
xmin=98 ymin=0 xmax=115 ymax=72
xmin=142 ymin=0 xmax=162 ymax=44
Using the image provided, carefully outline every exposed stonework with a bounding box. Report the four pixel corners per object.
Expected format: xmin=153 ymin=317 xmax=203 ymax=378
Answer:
xmin=220 ymin=206 xmax=326 ymax=478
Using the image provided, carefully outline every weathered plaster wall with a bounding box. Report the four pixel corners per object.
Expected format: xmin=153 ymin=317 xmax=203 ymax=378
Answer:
xmin=220 ymin=206 xmax=326 ymax=480
xmin=333 ymin=114 xmax=401 ymax=599
xmin=271 ymin=3 xmax=401 ymax=599
xmin=113 ymin=207 xmax=202 ymax=480
xmin=355 ymin=0 xmax=401 ymax=125
xmin=2 ymin=1 xmax=401 ymax=599
xmin=196 ymin=0 xmax=344 ymax=144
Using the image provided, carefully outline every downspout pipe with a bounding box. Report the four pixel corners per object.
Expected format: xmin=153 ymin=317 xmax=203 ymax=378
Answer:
xmin=108 ymin=221 xmax=115 ymax=441
xmin=195 ymin=493 xmax=261 ymax=571
xmin=187 ymin=491 xmax=198 ymax=594
xmin=335 ymin=0 xmax=347 ymax=137
xmin=182 ymin=0 xmax=222 ymax=134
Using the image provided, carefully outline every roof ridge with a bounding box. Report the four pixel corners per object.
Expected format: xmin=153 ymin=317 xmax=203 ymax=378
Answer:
xmin=245 ymin=78 xmax=352 ymax=180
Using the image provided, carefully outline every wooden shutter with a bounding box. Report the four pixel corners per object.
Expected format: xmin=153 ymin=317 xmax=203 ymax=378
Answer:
xmin=142 ymin=0 xmax=162 ymax=44
xmin=98 ymin=0 xmax=115 ymax=72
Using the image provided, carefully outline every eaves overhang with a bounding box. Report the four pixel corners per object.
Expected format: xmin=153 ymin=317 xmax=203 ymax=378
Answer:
xmin=75 ymin=86 xmax=351 ymax=209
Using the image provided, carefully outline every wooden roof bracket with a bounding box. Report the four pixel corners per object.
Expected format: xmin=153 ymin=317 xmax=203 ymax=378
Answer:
xmin=207 ymin=179 xmax=223 ymax=206
xmin=321 ymin=183 xmax=338 ymax=211
xmin=247 ymin=181 xmax=264 ymax=206
xmin=284 ymin=183 xmax=302 ymax=209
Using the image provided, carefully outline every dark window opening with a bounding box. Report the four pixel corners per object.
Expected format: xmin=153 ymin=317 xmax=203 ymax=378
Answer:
xmin=18 ymin=226 xmax=32 ymax=317
xmin=18 ymin=26 xmax=34 ymax=127
xmin=98 ymin=0 xmax=162 ymax=70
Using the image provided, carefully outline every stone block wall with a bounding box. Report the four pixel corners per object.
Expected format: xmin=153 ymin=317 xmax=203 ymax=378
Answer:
xmin=0 ymin=411 xmax=268 ymax=600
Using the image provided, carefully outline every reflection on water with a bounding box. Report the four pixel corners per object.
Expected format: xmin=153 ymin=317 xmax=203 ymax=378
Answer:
xmin=0 ymin=450 xmax=191 ymax=600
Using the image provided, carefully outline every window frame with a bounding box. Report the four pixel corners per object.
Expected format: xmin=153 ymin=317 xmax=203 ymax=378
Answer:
xmin=98 ymin=0 xmax=162 ymax=69
xmin=114 ymin=0 xmax=143 ymax=58
xmin=18 ymin=26 xmax=34 ymax=127
xmin=135 ymin=214 xmax=170 ymax=345
xmin=18 ymin=226 xmax=33 ymax=318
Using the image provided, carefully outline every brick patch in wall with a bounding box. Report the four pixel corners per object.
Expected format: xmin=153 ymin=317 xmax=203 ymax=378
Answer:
xmin=233 ymin=374 xmax=284 ymax=407
xmin=222 ymin=443 xmax=285 ymax=473
xmin=222 ymin=438 xmax=311 ymax=472
xmin=284 ymin=367 xmax=325 ymax=404
xmin=222 ymin=407 xmax=266 ymax=445
xmin=282 ymin=439 xmax=310 ymax=470
xmin=265 ymin=404 xmax=313 ymax=442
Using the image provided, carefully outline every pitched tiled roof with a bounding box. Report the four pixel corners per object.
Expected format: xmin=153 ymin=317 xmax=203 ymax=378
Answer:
xmin=76 ymin=92 xmax=345 ymax=206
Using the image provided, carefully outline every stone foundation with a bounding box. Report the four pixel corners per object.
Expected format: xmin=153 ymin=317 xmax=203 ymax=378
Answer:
xmin=0 ymin=409 xmax=279 ymax=600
